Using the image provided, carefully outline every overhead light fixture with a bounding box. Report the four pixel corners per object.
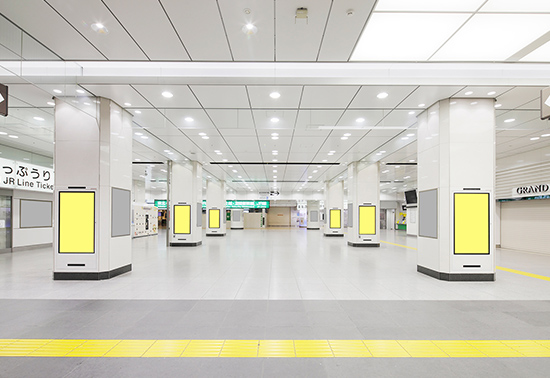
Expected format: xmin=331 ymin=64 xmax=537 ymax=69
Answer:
xmin=504 ymin=118 xmax=515 ymax=123
xmin=495 ymin=104 xmax=502 ymax=108
xmin=91 ymin=22 xmax=108 ymax=34
xmin=487 ymin=91 xmax=496 ymax=95
xmin=135 ymin=132 xmax=143 ymax=136
xmin=407 ymin=133 xmax=415 ymax=137
xmin=47 ymin=101 xmax=55 ymax=106
xmin=141 ymin=136 xmax=148 ymax=139
xmin=124 ymin=102 xmax=132 ymax=106
xmin=272 ymin=137 xmax=279 ymax=140
xmin=184 ymin=117 xmax=194 ymax=122
xmin=401 ymin=137 xmax=409 ymax=140
xmin=242 ymin=23 xmax=258 ymax=35
xmin=271 ymin=133 xmax=279 ymax=136
xmin=33 ymin=117 xmax=44 ymax=121
xmin=308 ymin=176 xmax=312 ymax=179
xmin=450 ymin=101 xmax=457 ymax=105
xmin=135 ymin=110 xmax=141 ymax=114
xmin=76 ymin=89 xmax=85 ymax=94
xmin=377 ymin=92 xmax=389 ymax=99
xmin=232 ymin=170 xmax=238 ymax=173
xmin=343 ymin=133 xmax=351 ymax=137
xmin=465 ymin=91 xmax=473 ymax=95
xmin=164 ymin=150 xmax=171 ymax=153
xmin=418 ymin=103 xmax=425 ymax=107
xmin=471 ymin=102 xmax=478 ymax=105
xmin=162 ymin=91 xmax=173 ymax=98
xmin=356 ymin=117 xmax=365 ymax=123
xmin=8 ymin=135 xmax=18 ymax=139
xmin=270 ymin=117 xmax=280 ymax=123
xmin=202 ymin=136 xmax=209 ymax=139
xmin=341 ymin=137 xmax=348 ymax=140
xmin=408 ymin=111 xmax=415 ymax=115
xmin=222 ymin=159 xmax=228 ymax=162
xmin=542 ymin=134 xmax=550 ymax=137
xmin=199 ymin=132 xmax=206 ymax=136
xmin=530 ymin=137 xmax=540 ymax=141
xmin=270 ymin=92 xmax=281 ymax=99
xmin=53 ymin=89 xmax=62 ymax=94
xmin=313 ymin=170 xmax=318 ymax=173
xmin=272 ymin=159 xmax=278 ymax=162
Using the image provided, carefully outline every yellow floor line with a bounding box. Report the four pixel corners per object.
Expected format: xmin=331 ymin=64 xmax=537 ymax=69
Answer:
xmin=496 ymin=266 xmax=550 ymax=282
xmin=2 ymin=339 xmax=550 ymax=358
xmin=380 ymin=240 xmax=417 ymax=250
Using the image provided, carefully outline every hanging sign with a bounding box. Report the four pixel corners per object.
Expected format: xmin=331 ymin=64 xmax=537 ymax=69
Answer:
xmin=0 ymin=157 xmax=54 ymax=193
xmin=542 ymin=87 xmax=550 ymax=120
xmin=0 ymin=84 xmax=7 ymax=117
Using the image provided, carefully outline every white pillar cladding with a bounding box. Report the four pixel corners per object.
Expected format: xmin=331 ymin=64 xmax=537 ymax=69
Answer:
xmin=168 ymin=161 xmax=203 ymax=246
xmin=306 ymin=200 xmax=320 ymax=230
xmin=417 ymin=98 xmax=495 ymax=281
xmin=347 ymin=162 xmax=381 ymax=247
xmin=53 ymin=98 xmax=132 ymax=280
xmin=231 ymin=209 xmax=244 ymax=229
xmin=323 ymin=180 xmax=345 ymax=237
xmin=206 ymin=180 xmax=226 ymax=236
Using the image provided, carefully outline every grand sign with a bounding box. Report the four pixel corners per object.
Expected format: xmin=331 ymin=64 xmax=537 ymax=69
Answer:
xmin=512 ymin=184 xmax=549 ymax=198
xmin=0 ymin=157 xmax=54 ymax=193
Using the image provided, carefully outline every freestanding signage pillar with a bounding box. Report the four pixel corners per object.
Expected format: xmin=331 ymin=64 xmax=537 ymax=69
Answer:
xmin=417 ymin=98 xmax=495 ymax=281
xmin=324 ymin=181 xmax=344 ymax=237
xmin=206 ymin=180 xmax=226 ymax=236
xmin=347 ymin=162 xmax=380 ymax=247
xmin=53 ymin=98 xmax=132 ymax=280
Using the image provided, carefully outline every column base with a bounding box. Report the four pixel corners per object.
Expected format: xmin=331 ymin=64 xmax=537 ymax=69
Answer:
xmin=324 ymin=234 xmax=344 ymax=237
xmin=417 ymin=265 xmax=495 ymax=281
xmin=206 ymin=233 xmax=226 ymax=237
xmin=53 ymin=264 xmax=132 ymax=281
xmin=170 ymin=241 xmax=202 ymax=247
xmin=231 ymin=228 xmax=244 ymax=230
xmin=348 ymin=242 xmax=380 ymax=247
xmin=307 ymin=228 xmax=320 ymax=230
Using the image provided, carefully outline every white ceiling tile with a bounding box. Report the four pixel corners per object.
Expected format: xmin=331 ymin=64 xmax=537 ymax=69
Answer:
xmin=102 ymin=0 xmax=190 ymax=60
xmin=82 ymin=85 xmax=151 ymax=108
xmin=376 ymin=0 xmax=485 ymax=12
xmin=252 ymin=110 xmax=298 ymax=129
xmin=218 ymin=0 xmax=274 ymax=61
xmin=164 ymin=109 xmax=216 ymax=130
xmin=132 ymin=85 xmax=200 ymax=108
xmin=397 ymin=86 xmax=464 ymax=109
xmin=300 ymin=86 xmax=360 ymax=109
xmin=160 ymin=0 xmax=232 ymax=61
xmin=337 ymin=109 xmax=386 ymax=127
xmin=275 ymin=0 xmax=332 ymax=61
xmin=295 ymin=109 xmax=344 ymax=129
xmin=480 ymin=0 xmax=550 ymax=13
xmin=190 ymin=86 xmax=249 ymax=108
xmin=46 ymin=0 xmax=147 ymax=60
xmin=0 ymin=0 xmax=105 ymax=60
xmin=317 ymin=0 xmax=377 ymax=61
xmin=247 ymin=86 xmax=302 ymax=108
xmin=349 ymin=86 xmax=417 ymax=109
xmin=206 ymin=109 xmax=255 ymax=129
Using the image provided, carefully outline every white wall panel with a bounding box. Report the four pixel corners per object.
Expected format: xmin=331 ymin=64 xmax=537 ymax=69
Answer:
xmin=501 ymin=199 xmax=550 ymax=255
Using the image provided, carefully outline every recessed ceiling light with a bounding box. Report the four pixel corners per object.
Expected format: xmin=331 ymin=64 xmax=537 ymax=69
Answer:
xmin=199 ymin=132 xmax=206 ymax=136
xmin=322 ymin=159 xmax=327 ymax=162
xmin=530 ymin=137 xmax=540 ymax=141
xmin=47 ymin=101 xmax=55 ymax=106
xmin=270 ymin=92 xmax=281 ymax=99
xmin=214 ymin=150 xmax=220 ymax=153
xmin=542 ymin=134 xmax=550 ymax=137
xmin=418 ymin=103 xmax=425 ymax=107
xmin=242 ymin=23 xmax=258 ymax=35
xmin=134 ymin=158 xmax=141 ymax=161
xmin=232 ymin=170 xmax=238 ymax=173
xmin=84 ymin=102 xmax=91 ymax=106
xmin=487 ymin=91 xmax=496 ymax=95
xmin=465 ymin=91 xmax=473 ymax=95
xmin=53 ymin=89 xmax=62 ymax=94
xmin=343 ymin=133 xmax=351 ymax=137
xmin=202 ymin=136 xmax=209 ymax=139
xmin=273 ymin=176 xmax=277 ymax=178
xmin=382 ymin=170 xmax=389 ymax=173
xmin=356 ymin=117 xmax=365 ymax=123
xmin=272 ymin=159 xmax=278 ymax=162
xmin=401 ymin=137 xmax=409 ymax=140
xmin=0 ymin=132 xmax=7 ymax=135
xmin=407 ymin=133 xmax=415 ymax=137
xmin=409 ymin=160 xmax=415 ymax=162
xmin=135 ymin=133 xmax=143 ymax=136
xmin=308 ymin=176 xmax=312 ymax=179
xmin=184 ymin=117 xmax=194 ymax=122
xmin=495 ymin=104 xmax=502 ymax=108
xmin=33 ymin=117 xmax=44 ymax=121
xmin=164 ymin=150 xmax=171 ymax=153
xmin=271 ymin=136 xmax=279 ymax=140
xmin=408 ymin=111 xmax=415 ymax=115
xmin=430 ymin=111 xmax=436 ymax=115
xmin=450 ymin=101 xmax=457 ymax=105
xmin=504 ymin=118 xmax=515 ymax=123
xmin=91 ymin=22 xmax=108 ymax=33
xmin=273 ymin=170 xmax=277 ymax=173
xmin=124 ymin=102 xmax=131 ymax=106
xmin=471 ymin=102 xmax=478 ymax=105
xmin=222 ymin=159 xmax=228 ymax=162
xmin=141 ymin=136 xmax=148 ymax=139
xmin=271 ymin=133 xmax=279 ymax=136
xmin=317 ymin=165 xmax=322 ymax=168
xmin=270 ymin=117 xmax=280 ymax=123
xmin=313 ymin=170 xmax=318 ymax=173
xmin=76 ymin=89 xmax=85 ymax=94
xmin=8 ymin=135 xmax=18 ymax=139
xmin=380 ymin=150 xmax=386 ymax=153
xmin=238 ymin=176 xmax=242 ymax=178
xmin=167 ymin=152 xmax=174 ymax=155
xmin=341 ymin=137 xmax=348 ymax=140
xmin=377 ymin=92 xmax=389 ymax=99
xmin=135 ymin=110 xmax=141 ymax=114
xmin=162 ymin=91 xmax=173 ymax=98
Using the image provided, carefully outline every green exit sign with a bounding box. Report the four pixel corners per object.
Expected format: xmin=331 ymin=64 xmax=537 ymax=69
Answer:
xmin=201 ymin=200 xmax=270 ymax=209
xmin=154 ymin=200 xmax=167 ymax=209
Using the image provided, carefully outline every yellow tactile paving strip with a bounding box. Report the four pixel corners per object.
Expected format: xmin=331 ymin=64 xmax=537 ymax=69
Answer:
xmin=2 ymin=339 xmax=550 ymax=358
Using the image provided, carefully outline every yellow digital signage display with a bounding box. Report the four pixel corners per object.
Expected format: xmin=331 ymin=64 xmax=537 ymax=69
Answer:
xmin=454 ymin=193 xmax=490 ymax=254
xmin=59 ymin=191 xmax=95 ymax=253
xmin=359 ymin=205 xmax=376 ymax=235
xmin=330 ymin=209 xmax=341 ymax=229
xmin=174 ymin=205 xmax=191 ymax=234
xmin=209 ymin=209 xmax=220 ymax=229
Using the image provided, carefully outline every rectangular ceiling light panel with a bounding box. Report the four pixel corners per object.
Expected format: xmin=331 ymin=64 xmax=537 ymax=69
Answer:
xmin=432 ymin=14 xmax=550 ymax=61
xmin=375 ymin=0 xmax=485 ymax=12
xmin=351 ymin=13 xmax=470 ymax=61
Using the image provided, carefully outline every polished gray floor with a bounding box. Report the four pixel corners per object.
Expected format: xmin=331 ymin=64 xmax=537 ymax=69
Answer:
xmin=1 ymin=229 xmax=550 ymax=300
xmin=2 ymin=229 xmax=550 ymax=377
